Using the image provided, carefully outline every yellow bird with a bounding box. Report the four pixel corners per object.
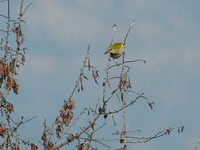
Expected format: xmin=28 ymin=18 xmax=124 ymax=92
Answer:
xmin=104 ymin=42 xmax=125 ymax=61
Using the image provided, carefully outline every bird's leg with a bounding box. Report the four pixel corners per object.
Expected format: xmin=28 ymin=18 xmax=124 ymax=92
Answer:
xmin=109 ymin=55 xmax=111 ymax=62
xmin=122 ymin=52 xmax=125 ymax=63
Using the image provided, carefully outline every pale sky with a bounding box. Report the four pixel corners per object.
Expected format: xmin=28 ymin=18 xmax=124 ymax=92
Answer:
xmin=8 ymin=0 xmax=200 ymax=149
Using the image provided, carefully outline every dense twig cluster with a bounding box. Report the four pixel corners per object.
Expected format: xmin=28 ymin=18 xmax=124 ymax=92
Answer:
xmin=0 ymin=0 xmax=34 ymax=149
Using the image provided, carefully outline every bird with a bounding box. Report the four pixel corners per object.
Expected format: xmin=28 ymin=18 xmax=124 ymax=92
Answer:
xmin=104 ymin=42 xmax=125 ymax=62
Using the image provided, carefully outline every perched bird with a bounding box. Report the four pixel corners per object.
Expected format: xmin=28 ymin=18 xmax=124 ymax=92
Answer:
xmin=104 ymin=42 xmax=125 ymax=62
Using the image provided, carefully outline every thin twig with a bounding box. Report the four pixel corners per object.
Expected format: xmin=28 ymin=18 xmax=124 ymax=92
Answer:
xmin=123 ymin=20 xmax=135 ymax=45
xmin=19 ymin=1 xmax=32 ymax=18
xmin=110 ymin=24 xmax=117 ymax=46
xmin=106 ymin=59 xmax=146 ymax=70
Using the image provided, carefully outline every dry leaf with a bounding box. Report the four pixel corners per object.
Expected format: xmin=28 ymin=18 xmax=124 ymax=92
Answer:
xmin=11 ymin=143 xmax=20 ymax=150
xmin=0 ymin=123 xmax=5 ymax=138
xmin=12 ymin=79 xmax=19 ymax=94
xmin=0 ymin=63 xmax=4 ymax=75
xmin=120 ymin=138 xmax=125 ymax=143
xmin=6 ymin=102 xmax=14 ymax=113
xmin=56 ymin=125 xmax=62 ymax=138
xmin=31 ymin=143 xmax=38 ymax=150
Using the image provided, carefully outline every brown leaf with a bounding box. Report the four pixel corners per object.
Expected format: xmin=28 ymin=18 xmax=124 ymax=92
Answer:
xmin=5 ymin=46 xmax=10 ymax=53
xmin=11 ymin=143 xmax=20 ymax=150
xmin=5 ymin=76 xmax=13 ymax=91
xmin=78 ymin=142 xmax=84 ymax=150
xmin=63 ymin=100 xmax=76 ymax=111
xmin=46 ymin=143 xmax=53 ymax=150
xmin=6 ymin=102 xmax=14 ymax=113
xmin=41 ymin=132 xmax=47 ymax=142
xmin=15 ymin=26 xmax=24 ymax=44
xmin=55 ymin=118 xmax=62 ymax=125
xmin=31 ymin=143 xmax=38 ymax=150
xmin=62 ymin=114 xmax=72 ymax=125
xmin=56 ymin=125 xmax=62 ymax=138
xmin=118 ymin=78 xmax=126 ymax=90
xmin=0 ymin=63 xmax=4 ymax=75
xmin=12 ymin=79 xmax=19 ymax=94
xmin=120 ymin=138 xmax=125 ymax=143
xmin=71 ymin=100 xmax=76 ymax=109
xmin=0 ymin=123 xmax=5 ymax=138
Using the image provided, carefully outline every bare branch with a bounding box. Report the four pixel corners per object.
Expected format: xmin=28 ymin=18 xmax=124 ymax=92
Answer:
xmin=123 ymin=20 xmax=135 ymax=45
xmin=110 ymin=24 xmax=117 ymax=46
xmin=19 ymin=0 xmax=32 ymax=18
xmin=127 ymin=126 xmax=184 ymax=143
xmin=106 ymin=59 xmax=146 ymax=70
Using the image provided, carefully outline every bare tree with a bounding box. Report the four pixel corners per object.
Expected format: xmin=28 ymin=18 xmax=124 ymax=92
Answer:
xmin=0 ymin=1 xmax=183 ymax=150
xmin=39 ymin=21 xmax=183 ymax=150
xmin=0 ymin=0 xmax=34 ymax=149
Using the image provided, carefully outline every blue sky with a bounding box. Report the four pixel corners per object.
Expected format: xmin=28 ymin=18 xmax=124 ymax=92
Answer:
xmin=8 ymin=0 xmax=200 ymax=149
